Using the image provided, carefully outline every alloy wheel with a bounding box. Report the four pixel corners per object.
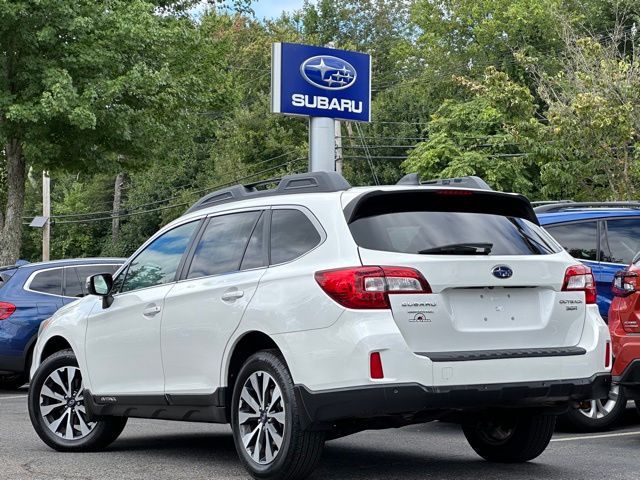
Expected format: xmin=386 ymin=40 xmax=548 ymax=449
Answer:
xmin=39 ymin=366 xmax=95 ymax=440
xmin=237 ymin=371 xmax=286 ymax=465
xmin=578 ymin=384 xmax=621 ymax=420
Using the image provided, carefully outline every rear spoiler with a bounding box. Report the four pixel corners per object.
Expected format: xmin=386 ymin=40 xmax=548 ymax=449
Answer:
xmin=344 ymin=189 xmax=539 ymax=225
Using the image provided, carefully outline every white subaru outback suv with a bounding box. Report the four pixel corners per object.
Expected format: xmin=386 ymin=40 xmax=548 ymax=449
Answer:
xmin=28 ymin=172 xmax=610 ymax=480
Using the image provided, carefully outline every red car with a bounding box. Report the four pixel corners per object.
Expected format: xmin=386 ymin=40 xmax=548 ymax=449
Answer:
xmin=608 ymin=264 xmax=640 ymax=416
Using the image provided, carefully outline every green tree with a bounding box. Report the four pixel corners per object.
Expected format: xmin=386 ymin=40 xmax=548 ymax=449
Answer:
xmin=532 ymin=25 xmax=640 ymax=200
xmin=403 ymin=68 xmax=540 ymax=195
xmin=0 ymin=0 xmax=232 ymax=265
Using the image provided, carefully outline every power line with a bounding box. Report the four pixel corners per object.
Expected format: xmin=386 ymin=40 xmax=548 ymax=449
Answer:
xmin=51 ymin=157 xmax=307 ymax=225
xmin=25 ymin=151 xmax=299 ymax=221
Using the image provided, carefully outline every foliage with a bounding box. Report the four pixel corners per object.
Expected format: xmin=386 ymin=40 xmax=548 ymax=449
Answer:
xmin=8 ymin=0 xmax=640 ymax=263
xmin=403 ymin=68 xmax=540 ymax=195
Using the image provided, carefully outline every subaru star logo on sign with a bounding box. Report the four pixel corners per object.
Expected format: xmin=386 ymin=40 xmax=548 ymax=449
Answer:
xmin=271 ymin=43 xmax=371 ymax=122
xmin=300 ymin=55 xmax=357 ymax=90
xmin=492 ymin=265 xmax=514 ymax=279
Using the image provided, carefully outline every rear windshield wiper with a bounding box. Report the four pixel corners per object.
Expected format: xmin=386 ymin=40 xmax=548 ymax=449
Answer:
xmin=418 ymin=242 xmax=493 ymax=255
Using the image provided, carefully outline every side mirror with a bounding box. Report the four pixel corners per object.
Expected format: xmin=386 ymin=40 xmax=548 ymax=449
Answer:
xmin=86 ymin=273 xmax=114 ymax=308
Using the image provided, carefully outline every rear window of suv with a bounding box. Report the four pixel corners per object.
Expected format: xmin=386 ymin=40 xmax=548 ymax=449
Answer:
xmin=347 ymin=192 xmax=560 ymax=256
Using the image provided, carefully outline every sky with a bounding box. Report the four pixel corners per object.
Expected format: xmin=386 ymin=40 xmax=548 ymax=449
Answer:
xmin=251 ymin=0 xmax=307 ymax=18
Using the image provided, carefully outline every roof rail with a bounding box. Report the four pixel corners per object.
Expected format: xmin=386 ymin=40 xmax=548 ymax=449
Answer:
xmin=534 ymin=201 xmax=640 ymax=214
xmin=530 ymin=200 xmax=575 ymax=207
xmin=186 ymin=172 xmax=351 ymax=214
xmin=396 ymin=173 xmax=492 ymax=190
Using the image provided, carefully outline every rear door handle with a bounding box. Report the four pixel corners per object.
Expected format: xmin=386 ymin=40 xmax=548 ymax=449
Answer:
xmin=142 ymin=304 xmax=161 ymax=317
xmin=221 ymin=289 xmax=245 ymax=302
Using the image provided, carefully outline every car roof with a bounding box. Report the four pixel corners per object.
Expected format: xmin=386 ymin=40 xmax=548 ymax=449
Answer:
xmin=538 ymin=208 xmax=640 ymax=224
xmin=11 ymin=258 xmax=125 ymax=271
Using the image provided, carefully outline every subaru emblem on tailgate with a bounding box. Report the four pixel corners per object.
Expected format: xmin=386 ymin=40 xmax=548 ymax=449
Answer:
xmin=492 ymin=265 xmax=513 ymax=279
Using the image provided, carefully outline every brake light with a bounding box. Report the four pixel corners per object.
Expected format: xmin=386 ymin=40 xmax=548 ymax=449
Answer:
xmin=370 ymin=352 xmax=384 ymax=379
xmin=612 ymin=271 xmax=638 ymax=297
xmin=0 ymin=302 xmax=16 ymax=320
xmin=314 ymin=266 xmax=431 ymax=309
xmin=436 ymin=189 xmax=474 ymax=196
xmin=562 ymin=265 xmax=596 ymax=304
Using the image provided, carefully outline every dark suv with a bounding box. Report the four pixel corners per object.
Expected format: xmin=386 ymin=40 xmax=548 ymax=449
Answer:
xmin=0 ymin=258 xmax=123 ymax=389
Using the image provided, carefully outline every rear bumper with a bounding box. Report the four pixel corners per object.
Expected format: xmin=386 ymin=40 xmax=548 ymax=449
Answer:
xmin=295 ymin=373 xmax=611 ymax=426
xmin=613 ymin=359 xmax=640 ymax=400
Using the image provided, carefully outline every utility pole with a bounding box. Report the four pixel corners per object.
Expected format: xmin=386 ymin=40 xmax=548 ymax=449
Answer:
xmin=42 ymin=171 xmax=50 ymax=262
xmin=335 ymin=120 xmax=343 ymax=174
xmin=112 ymin=172 xmax=124 ymax=243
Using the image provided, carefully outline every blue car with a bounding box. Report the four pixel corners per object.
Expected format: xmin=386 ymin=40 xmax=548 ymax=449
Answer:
xmin=536 ymin=201 xmax=640 ymax=319
xmin=0 ymin=258 xmax=123 ymax=389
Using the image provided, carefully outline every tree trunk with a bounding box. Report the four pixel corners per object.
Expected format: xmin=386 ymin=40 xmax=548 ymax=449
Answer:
xmin=0 ymin=139 xmax=25 ymax=265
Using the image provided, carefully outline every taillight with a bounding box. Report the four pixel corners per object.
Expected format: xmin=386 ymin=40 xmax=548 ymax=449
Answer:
xmin=612 ymin=270 xmax=638 ymax=297
xmin=562 ymin=265 xmax=597 ymax=304
xmin=370 ymin=352 xmax=384 ymax=379
xmin=0 ymin=302 xmax=16 ymax=320
xmin=314 ymin=266 xmax=431 ymax=309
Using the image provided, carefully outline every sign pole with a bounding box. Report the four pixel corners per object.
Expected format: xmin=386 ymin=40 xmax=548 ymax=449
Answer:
xmin=309 ymin=117 xmax=335 ymax=172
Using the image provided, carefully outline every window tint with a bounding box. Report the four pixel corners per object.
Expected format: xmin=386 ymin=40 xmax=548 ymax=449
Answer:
xmin=29 ymin=269 xmax=63 ymax=295
xmin=65 ymin=265 xmax=121 ymax=297
xmin=545 ymin=222 xmax=598 ymax=261
xmin=187 ymin=211 xmax=260 ymax=279
xmin=270 ymin=209 xmax=321 ymax=264
xmin=122 ymin=221 xmax=199 ymax=293
xmin=603 ymin=219 xmax=640 ymax=265
xmin=350 ymin=212 xmax=559 ymax=256
xmin=240 ymin=212 xmax=267 ymax=270
xmin=64 ymin=268 xmax=84 ymax=298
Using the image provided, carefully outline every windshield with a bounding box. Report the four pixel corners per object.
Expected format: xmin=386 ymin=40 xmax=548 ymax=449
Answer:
xmin=349 ymin=211 xmax=561 ymax=256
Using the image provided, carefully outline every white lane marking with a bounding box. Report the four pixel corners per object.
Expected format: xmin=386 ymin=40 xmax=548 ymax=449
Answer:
xmin=552 ymin=431 xmax=640 ymax=442
xmin=0 ymin=395 xmax=28 ymax=400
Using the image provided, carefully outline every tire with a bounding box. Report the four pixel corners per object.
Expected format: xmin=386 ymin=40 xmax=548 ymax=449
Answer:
xmin=559 ymin=384 xmax=626 ymax=432
xmin=231 ymin=350 xmax=325 ymax=480
xmin=0 ymin=373 xmax=27 ymax=390
xmin=28 ymin=349 xmax=127 ymax=452
xmin=463 ymin=411 xmax=556 ymax=463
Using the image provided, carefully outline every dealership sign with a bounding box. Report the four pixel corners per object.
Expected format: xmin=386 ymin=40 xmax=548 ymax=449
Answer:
xmin=271 ymin=43 xmax=371 ymax=122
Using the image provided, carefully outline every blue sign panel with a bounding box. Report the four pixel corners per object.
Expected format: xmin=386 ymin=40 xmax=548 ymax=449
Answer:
xmin=271 ymin=43 xmax=371 ymax=122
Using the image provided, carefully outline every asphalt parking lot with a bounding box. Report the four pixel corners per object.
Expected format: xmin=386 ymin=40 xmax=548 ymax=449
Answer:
xmin=2 ymin=387 xmax=640 ymax=480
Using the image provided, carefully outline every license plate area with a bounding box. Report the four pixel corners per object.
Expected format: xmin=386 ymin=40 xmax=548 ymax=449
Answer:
xmin=448 ymin=287 xmax=541 ymax=331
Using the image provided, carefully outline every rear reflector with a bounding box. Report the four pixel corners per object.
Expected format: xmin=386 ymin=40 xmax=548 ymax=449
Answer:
xmin=370 ymin=352 xmax=384 ymax=379
xmin=562 ymin=265 xmax=597 ymax=304
xmin=605 ymin=341 xmax=611 ymax=369
xmin=0 ymin=301 xmax=16 ymax=320
xmin=315 ymin=266 xmax=431 ymax=309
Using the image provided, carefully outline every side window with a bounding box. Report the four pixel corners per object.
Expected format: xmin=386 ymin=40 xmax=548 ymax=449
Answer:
xmin=545 ymin=221 xmax=598 ymax=261
xmin=603 ymin=219 xmax=640 ymax=265
xmin=29 ymin=268 xmax=63 ymax=296
xmin=121 ymin=221 xmax=199 ymax=293
xmin=65 ymin=265 xmax=121 ymax=298
xmin=240 ymin=212 xmax=268 ymax=270
xmin=63 ymin=268 xmax=84 ymax=298
xmin=270 ymin=209 xmax=321 ymax=265
xmin=187 ymin=211 xmax=261 ymax=279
